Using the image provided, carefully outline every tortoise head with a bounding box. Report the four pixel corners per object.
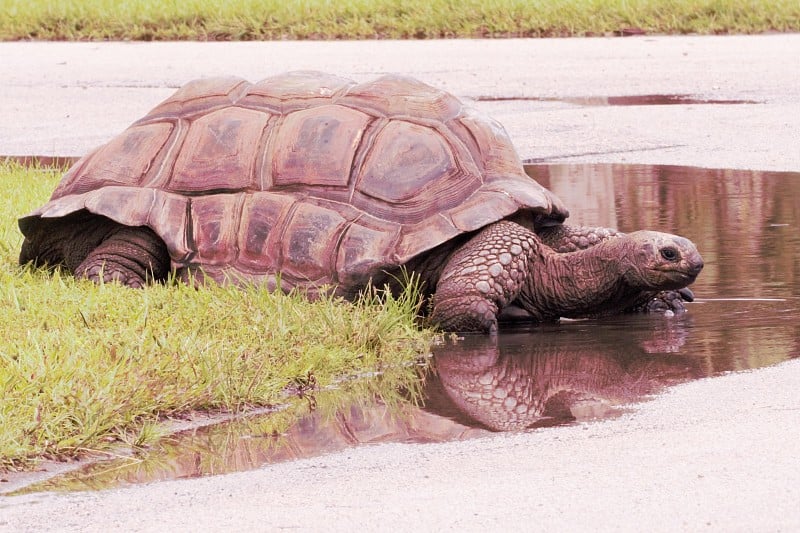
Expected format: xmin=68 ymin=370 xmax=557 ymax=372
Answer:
xmin=623 ymin=231 xmax=704 ymax=291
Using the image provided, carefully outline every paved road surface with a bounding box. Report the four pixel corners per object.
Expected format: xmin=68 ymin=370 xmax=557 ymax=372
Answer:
xmin=2 ymin=34 xmax=799 ymax=169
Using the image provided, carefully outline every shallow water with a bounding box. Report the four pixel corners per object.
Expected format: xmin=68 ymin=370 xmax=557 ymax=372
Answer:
xmin=7 ymin=163 xmax=799 ymax=494
xmin=475 ymin=94 xmax=760 ymax=106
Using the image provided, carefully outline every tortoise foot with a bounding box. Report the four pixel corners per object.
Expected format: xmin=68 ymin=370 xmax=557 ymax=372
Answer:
xmin=430 ymin=294 xmax=499 ymax=333
xmin=74 ymin=226 xmax=170 ymax=288
xmin=631 ymin=288 xmax=694 ymax=314
xmin=77 ymin=262 xmax=147 ymax=288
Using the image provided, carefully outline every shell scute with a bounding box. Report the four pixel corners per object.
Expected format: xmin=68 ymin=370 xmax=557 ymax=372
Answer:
xmin=53 ymin=123 xmax=173 ymax=198
xmin=457 ymin=109 xmax=524 ymax=179
xmin=357 ymin=120 xmax=456 ymax=203
xmin=280 ymin=202 xmax=348 ymax=284
xmin=147 ymin=192 xmax=191 ymax=261
xmin=396 ymin=214 xmax=461 ymax=264
xmin=341 ymin=74 xmax=461 ymax=121
xmin=237 ymin=192 xmax=295 ymax=271
xmin=447 ymin=189 xmax=520 ymax=233
xmin=36 ymin=192 xmax=93 ymax=220
xmin=240 ymin=71 xmax=356 ymax=113
xmin=190 ymin=194 xmax=242 ymax=265
xmin=353 ymin=120 xmax=481 ymax=226
xmin=84 ymin=186 xmax=155 ymax=227
xmin=171 ymin=107 xmax=269 ymax=193
xmin=336 ymin=218 xmax=402 ymax=292
xmin=483 ymin=177 xmax=567 ymax=219
xmin=142 ymin=77 xmax=250 ymax=121
xmin=271 ymin=105 xmax=370 ymax=189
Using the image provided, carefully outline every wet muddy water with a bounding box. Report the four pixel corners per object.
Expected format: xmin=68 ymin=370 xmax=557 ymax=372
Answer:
xmin=475 ymin=94 xmax=760 ymax=106
xmin=7 ymin=163 xmax=799 ymax=495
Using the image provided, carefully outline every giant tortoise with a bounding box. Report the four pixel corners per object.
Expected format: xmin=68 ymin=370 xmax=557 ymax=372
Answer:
xmin=19 ymin=71 xmax=703 ymax=332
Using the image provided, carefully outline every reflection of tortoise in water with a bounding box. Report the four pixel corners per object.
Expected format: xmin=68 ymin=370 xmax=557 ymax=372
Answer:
xmin=19 ymin=71 xmax=703 ymax=332
xmin=431 ymin=328 xmax=699 ymax=431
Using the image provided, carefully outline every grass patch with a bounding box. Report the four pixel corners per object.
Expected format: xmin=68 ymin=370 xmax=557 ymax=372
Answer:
xmin=0 ymin=0 xmax=798 ymax=41
xmin=0 ymin=160 xmax=433 ymax=472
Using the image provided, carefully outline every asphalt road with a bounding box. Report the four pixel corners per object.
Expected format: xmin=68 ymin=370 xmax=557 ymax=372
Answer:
xmin=1 ymin=34 xmax=799 ymax=532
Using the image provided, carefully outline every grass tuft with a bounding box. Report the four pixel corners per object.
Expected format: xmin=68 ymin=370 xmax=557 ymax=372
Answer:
xmin=0 ymin=160 xmax=433 ymax=471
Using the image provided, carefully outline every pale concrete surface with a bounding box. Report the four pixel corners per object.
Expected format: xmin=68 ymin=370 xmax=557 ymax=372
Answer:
xmin=1 ymin=35 xmax=800 ymax=532
xmin=1 ymin=34 xmax=799 ymax=169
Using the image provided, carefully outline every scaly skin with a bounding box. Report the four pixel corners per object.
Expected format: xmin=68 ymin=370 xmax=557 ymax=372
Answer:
xmin=431 ymin=222 xmax=541 ymax=332
xmin=431 ymin=220 xmax=703 ymax=332
xmin=74 ymin=226 xmax=170 ymax=287
xmin=538 ymin=224 xmax=696 ymax=312
xmin=537 ymin=223 xmax=621 ymax=252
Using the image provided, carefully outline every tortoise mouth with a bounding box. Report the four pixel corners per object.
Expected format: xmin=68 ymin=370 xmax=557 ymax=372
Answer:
xmin=653 ymin=266 xmax=701 ymax=289
xmin=675 ymin=271 xmax=699 ymax=285
xmin=655 ymin=257 xmax=704 ymax=288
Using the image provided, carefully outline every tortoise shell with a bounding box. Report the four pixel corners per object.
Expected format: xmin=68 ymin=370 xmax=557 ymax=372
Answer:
xmin=19 ymin=71 xmax=567 ymax=293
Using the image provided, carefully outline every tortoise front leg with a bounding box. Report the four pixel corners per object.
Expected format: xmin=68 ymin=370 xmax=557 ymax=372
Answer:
xmin=430 ymin=221 xmax=538 ymax=333
xmin=75 ymin=225 xmax=170 ymax=288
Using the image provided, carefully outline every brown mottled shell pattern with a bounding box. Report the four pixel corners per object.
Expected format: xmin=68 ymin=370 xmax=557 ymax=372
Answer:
xmin=19 ymin=71 xmax=566 ymax=293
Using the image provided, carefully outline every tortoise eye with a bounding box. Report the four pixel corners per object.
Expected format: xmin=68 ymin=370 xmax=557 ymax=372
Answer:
xmin=660 ymin=247 xmax=680 ymax=261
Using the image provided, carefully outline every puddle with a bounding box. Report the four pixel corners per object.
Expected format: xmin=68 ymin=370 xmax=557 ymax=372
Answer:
xmin=474 ymin=94 xmax=760 ymax=105
xmin=4 ymin=163 xmax=799 ymax=495
xmin=0 ymin=318 xmax=740 ymax=495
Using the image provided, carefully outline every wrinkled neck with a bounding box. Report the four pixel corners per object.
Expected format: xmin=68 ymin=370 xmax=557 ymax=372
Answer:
xmin=519 ymin=239 xmax=638 ymax=320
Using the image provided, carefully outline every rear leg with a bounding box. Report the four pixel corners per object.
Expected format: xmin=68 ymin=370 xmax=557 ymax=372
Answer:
xmin=75 ymin=226 xmax=170 ymax=288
